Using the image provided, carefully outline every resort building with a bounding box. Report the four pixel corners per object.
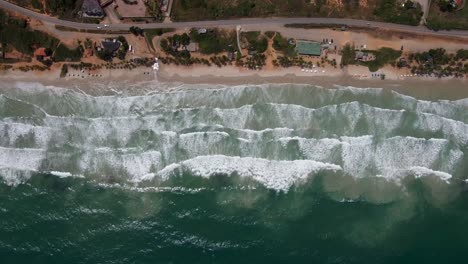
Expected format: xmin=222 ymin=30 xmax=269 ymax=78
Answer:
xmin=355 ymin=51 xmax=376 ymax=62
xmin=295 ymin=41 xmax=322 ymax=57
xmin=101 ymin=40 xmax=121 ymax=53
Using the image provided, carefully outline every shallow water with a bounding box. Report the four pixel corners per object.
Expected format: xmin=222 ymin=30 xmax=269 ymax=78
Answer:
xmin=1 ymin=82 xmax=467 ymax=263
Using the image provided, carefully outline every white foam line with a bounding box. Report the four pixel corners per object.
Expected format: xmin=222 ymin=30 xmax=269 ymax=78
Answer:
xmin=155 ymin=155 xmax=342 ymax=191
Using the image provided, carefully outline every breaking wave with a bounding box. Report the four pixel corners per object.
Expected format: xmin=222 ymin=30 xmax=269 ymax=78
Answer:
xmin=0 ymin=82 xmax=467 ymax=196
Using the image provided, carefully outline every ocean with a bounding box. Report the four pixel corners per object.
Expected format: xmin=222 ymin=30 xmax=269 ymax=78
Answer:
xmin=0 ymin=81 xmax=467 ymax=263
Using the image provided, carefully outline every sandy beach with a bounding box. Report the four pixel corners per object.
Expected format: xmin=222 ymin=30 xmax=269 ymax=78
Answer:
xmin=1 ymin=63 xmax=468 ymax=100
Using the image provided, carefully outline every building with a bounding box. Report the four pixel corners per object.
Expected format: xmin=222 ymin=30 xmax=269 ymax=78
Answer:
xmin=82 ymin=0 xmax=105 ymax=18
xmin=355 ymin=51 xmax=376 ymax=62
xmin=34 ymin=47 xmax=47 ymax=61
xmin=186 ymin=42 xmax=199 ymax=52
xmin=101 ymin=40 xmax=121 ymax=53
xmin=295 ymin=41 xmax=322 ymax=56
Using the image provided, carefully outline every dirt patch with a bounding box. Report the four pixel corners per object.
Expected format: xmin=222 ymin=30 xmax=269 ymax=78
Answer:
xmin=115 ymin=0 xmax=148 ymax=17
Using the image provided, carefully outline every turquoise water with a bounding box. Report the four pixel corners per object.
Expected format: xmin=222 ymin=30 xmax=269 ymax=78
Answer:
xmin=0 ymin=82 xmax=467 ymax=263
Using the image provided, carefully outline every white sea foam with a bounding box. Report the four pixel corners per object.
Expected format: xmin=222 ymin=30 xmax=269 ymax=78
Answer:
xmin=1 ymin=82 xmax=467 ymax=190
xmin=407 ymin=167 xmax=452 ymax=183
xmin=155 ymin=155 xmax=342 ymax=191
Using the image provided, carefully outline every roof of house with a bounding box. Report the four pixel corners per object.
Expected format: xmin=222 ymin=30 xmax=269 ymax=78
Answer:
xmin=82 ymin=0 xmax=104 ymax=17
xmin=101 ymin=41 xmax=121 ymax=53
xmin=295 ymin=41 xmax=321 ymax=56
xmin=34 ymin=47 xmax=47 ymax=57
xmin=186 ymin=42 xmax=199 ymax=52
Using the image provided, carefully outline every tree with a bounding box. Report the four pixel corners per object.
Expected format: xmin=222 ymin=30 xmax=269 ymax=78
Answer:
xmin=31 ymin=0 xmax=43 ymax=11
xmin=129 ymin=26 xmax=144 ymax=36
xmin=180 ymin=33 xmax=190 ymax=46
xmin=45 ymin=48 xmax=53 ymax=56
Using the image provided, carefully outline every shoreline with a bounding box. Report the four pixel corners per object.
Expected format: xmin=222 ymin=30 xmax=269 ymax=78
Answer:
xmin=1 ymin=64 xmax=468 ymax=100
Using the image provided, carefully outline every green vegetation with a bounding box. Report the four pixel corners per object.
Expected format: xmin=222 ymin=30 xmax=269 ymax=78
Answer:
xmin=171 ymin=0 xmax=375 ymax=22
xmin=374 ymin=0 xmax=423 ymax=26
xmin=264 ymin=31 xmax=275 ymax=39
xmin=146 ymin=0 xmax=163 ymax=19
xmin=340 ymin=45 xmax=402 ymax=72
xmin=456 ymin=49 xmax=468 ymax=60
xmin=144 ymin=28 xmax=175 ymax=51
xmin=160 ymin=33 xmax=191 ymax=59
xmin=45 ymin=0 xmax=83 ymax=20
xmin=54 ymin=25 xmax=128 ymax=34
xmin=271 ymin=32 xmax=296 ymax=57
xmin=241 ymin=31 xmax=268 ymax=53
xmin=0 ymin=10 xmax=59 ymax=56
xmin=31 ymin=0 xmax=43 ymax=11
xmin=408 ymin=48 xmax=468 ymax=77
xmin=427 ymin=0 xmax=468 ymax=30
xmin=340 ymin=44 xmax=356 ymax=66
xmin=53 ymin=43 xmax=83 ymax=62
xmin=60 ymin=64 xmax=69 ymax=78
xmin=130 ymin=26 xmax=144 ymax=36
xmin=117 ymin=36 xmax=129 ymax=60
xmin=189 ymin=29 xmax=236 ymax=54
xmin=362 ymin=47 xmax=402 ymax=72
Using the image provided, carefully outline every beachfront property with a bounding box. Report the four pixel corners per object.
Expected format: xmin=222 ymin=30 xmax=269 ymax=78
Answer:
xmin=355 ymin=51 xmax=376 ymax=62
xmin=34 ymin=47 xmax=48 ymax=62
xmin=82 ymin=0 xmax=105 ymax=18
xmin=186 ymin=42 xmax=199 ymax=52
xmin=101 ymin=40 xmax=121 ymax=53
xmin=295 ymin=41 xmax=322 ymax=57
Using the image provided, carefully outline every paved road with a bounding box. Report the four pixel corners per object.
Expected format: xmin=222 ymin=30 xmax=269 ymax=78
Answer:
xmin=1 ymin=0 xmax=468 ymax=38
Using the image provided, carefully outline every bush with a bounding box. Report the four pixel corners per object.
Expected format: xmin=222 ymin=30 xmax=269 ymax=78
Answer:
xmin=130 ymin=26 xmax=144 ymax=36
xmin=60 ymin=64 xmax=68 ymax=77
xmin=340 ymin=44 xmax=356 ymax=66
xmin=241 ymin=31 xmax=268 ymax=53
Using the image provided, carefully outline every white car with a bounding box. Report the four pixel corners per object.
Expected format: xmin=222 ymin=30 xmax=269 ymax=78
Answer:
xmin=97 ymin=26 xmax=102 ymax=29
xmin=104 ymin=24 xmax=109 ymax=27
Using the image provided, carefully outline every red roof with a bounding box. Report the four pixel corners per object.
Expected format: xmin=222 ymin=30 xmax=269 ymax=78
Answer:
xmin=34 ymin=47 xmax=47 ymax=57
xmin=456 ymin=0 xmax=462 ymax=5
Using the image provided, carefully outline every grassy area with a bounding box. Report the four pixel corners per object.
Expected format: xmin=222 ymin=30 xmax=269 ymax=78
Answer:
xmin=426 ymin=1 xmax=468 ymax=30
xmin=271 ymin=32 xmax=295 ymax=57
xmin=240 ymin=31 xmax=268 ymax=53
xmin=189 ymin=29 xmax=236 ymax=54
xmin=53 ymin=43 xmax=83 ymax=62
xmin=144 ymin=28 xmax=175 ymax=51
